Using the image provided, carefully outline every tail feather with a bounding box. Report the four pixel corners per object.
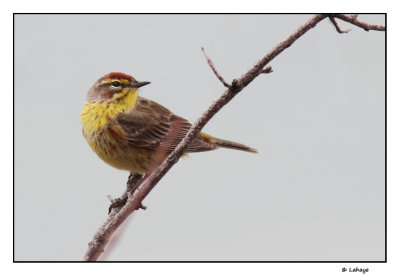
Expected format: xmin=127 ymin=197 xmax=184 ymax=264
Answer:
xmin=200 ymin=133 xmax=258 ymax=153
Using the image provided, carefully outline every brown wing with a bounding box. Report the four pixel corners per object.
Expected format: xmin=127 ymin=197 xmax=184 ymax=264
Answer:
xmin=115 ymin=97 xmax=217 ymax=153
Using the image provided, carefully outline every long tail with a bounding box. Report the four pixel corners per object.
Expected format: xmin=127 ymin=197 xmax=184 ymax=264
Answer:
xmin=201 ymin=133 xmax=258 ymax=153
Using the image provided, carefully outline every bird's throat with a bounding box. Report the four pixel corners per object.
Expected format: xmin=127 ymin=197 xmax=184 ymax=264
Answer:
xmin=81 ymin=88 xmax=138 ymax=133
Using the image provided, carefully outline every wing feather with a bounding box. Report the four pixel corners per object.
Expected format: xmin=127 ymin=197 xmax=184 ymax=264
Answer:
xmin=115 ymin=97 xmax=216 ymax=153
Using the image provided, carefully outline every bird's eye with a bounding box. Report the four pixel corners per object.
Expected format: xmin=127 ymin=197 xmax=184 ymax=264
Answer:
xmin=111 ymin=81 xmax=121 ymax=87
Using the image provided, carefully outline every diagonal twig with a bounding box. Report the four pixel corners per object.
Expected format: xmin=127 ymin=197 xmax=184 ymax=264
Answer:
xmin=201 ymin=47 xmax=231 ymax=88
xmin=334 ymin=14 xmax=386 ymax=31
xmin=329 ymin=16 xmax=351 ymax=33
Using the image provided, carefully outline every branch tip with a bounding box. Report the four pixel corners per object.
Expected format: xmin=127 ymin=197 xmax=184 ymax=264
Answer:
xmin=261 ymin=66 xmax=273 ymax=74
xmin=329 ymin=16 xmax=351 ymax=33
xmin=333 ymin=14 xmax=385 ymax=32
xmin=201 ymin=47 xmax=231 ymax=88
xmin=106 ymin=195 xmax=114 ymax=202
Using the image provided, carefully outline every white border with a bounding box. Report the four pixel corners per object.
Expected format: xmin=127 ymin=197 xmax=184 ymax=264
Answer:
xmin=3 ymin=1 xmax=397 ymax=275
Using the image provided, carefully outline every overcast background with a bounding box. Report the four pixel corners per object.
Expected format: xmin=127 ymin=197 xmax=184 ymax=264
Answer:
xmin=14 ymin=14 xmax=385 ymax=261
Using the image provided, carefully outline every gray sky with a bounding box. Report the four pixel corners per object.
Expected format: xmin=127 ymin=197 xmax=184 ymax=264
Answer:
xmin=14 ymin=14 xmax=385 ymax=261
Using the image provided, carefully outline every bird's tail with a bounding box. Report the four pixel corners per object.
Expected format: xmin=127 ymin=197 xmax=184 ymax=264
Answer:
xmin=200 ymin=133 xmax=258 ymax=153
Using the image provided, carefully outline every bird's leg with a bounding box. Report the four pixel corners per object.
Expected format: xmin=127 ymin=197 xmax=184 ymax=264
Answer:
xmin=108 ymin=173 xmax=146 ymax=214
xmin=130 ymin=174 xmax=149 ymax=211
xmin=126 ymin=173 xmax=144 ymax=193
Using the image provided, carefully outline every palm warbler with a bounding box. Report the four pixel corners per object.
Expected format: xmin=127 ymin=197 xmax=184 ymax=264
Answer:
xmin=81 ymin=72 xmax=257 ymax=174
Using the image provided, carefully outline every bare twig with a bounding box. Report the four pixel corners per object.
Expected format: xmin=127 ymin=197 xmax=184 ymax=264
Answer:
xmin=201 ymin=47 xmax=230 ymax=88
xmin=105 ymin=194 xmax=113 ymax=202
xmin=83 ymin=14 xmax=385 ymax=261
xmin=329 ymin=16 xmax=350 ymax=33
xmin=334 ymin=14 xmax=386 ymax=31
xmin=261 ymin=66 xmax=273 ymax=74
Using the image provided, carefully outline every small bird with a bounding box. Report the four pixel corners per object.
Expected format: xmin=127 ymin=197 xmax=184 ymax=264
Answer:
xmin=81 ymin=72 xmax=257 ymax=175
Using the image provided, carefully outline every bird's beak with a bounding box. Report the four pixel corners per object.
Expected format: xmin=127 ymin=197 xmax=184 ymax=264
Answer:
xmin=130 ymin=81 xmax=151 ymax=88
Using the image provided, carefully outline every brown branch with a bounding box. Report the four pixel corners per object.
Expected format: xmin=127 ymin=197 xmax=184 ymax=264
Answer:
xmin=201 ymin=47 xmax=230 ymax=88
xmin=83 ymin=14 xmax=384 ymax=261
xmin=334 ymin=14 xmax=386 ymax=31
xmin=329 ymin=16 xmax=350 ymax=33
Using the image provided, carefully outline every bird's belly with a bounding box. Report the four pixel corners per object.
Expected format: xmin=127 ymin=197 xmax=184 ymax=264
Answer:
xmin=83 ymin=129 xmax=151 ymax=173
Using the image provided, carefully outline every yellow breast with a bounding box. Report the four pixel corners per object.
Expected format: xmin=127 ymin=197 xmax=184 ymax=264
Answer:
xmin=80 ymin=89 xmax=149 ymax=172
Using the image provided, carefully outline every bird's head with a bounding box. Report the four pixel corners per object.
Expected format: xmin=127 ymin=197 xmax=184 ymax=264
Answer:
xmin=87 ymin=72 xmax=150 ymax=103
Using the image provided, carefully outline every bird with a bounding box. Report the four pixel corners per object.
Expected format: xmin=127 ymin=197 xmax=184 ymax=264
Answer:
xmin=81 ymin=72 xmax=257 ymax=176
